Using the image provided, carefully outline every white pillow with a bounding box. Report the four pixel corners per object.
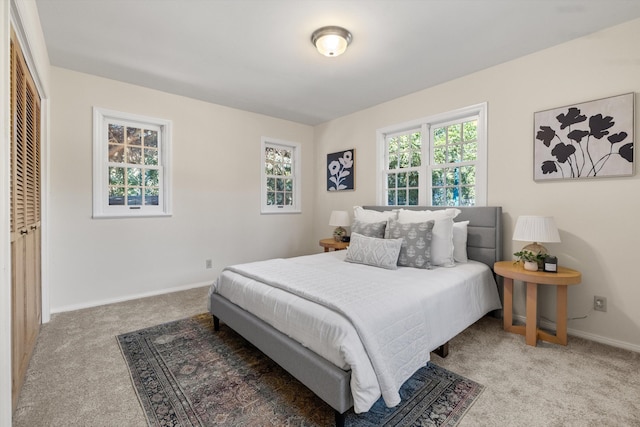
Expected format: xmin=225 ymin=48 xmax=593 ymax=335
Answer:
xmin=453 ymin=221 xmax=470 ymax=263
xmin=344 ymin=232 xmax=403 ymax=270
xmin=397 ymin=208 xmax=461 ymax=267
xmin=353 ymin=206 xmax=397 ymax=223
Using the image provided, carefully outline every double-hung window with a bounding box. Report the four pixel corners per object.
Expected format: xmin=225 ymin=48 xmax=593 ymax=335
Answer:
xmin=93 ymin=108 xmax=172 ymax=218
xmin=377 ymin=103 xmax=487 ymax=206
xmin=261 ymin=137 xmax=301 ymax=214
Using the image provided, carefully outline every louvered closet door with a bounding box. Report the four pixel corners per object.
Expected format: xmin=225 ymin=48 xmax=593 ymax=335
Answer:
xmin=10 ymin=27 xmax=42 ymax=410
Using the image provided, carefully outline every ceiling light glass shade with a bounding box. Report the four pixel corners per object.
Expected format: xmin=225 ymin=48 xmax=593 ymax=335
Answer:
xmin=311 ymin=26 xmax=352 ymax=57
xmin=512 ymin=215 xmax=561 ymax=254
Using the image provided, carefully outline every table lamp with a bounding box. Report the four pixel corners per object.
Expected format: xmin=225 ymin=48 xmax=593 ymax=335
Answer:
xmin=329 ymin=210 xmax=350 ymax=241
xmin=512 ymin=215 xmax=561 ymax=255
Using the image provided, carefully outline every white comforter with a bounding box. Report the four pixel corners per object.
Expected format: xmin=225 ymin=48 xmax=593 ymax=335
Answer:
xmin=210 ymin=251 xmax=501 ymax=413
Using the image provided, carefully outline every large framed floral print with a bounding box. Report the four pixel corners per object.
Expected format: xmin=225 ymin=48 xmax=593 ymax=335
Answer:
xmin=327 ymin=149 xmax=355 ymax=191
xmin=534 ymin=93 xmax=634 ymax=181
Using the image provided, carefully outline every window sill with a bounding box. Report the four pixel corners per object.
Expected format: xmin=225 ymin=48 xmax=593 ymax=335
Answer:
xmin=260 ymin=209 xmax=302 ymax=215
xmin=92 ymin=212 xmax=173 ymax=219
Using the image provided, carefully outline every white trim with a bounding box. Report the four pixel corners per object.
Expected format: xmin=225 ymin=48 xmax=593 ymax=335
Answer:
xmin=92 ymin=107 xmax=173 ymax=218
xmin=475 ymin=104 xmax=488 ymax=206
xmin=422 ymin=123 xmax=431 ymax=206
xmin=375 ymin=131 xmax=386 ymax=205
xmin=50 ymin=281 xmax=212 ymax=315
xmin=40 ymin=98 xmax=50 ymax=322
xmin=513 ymin=314 xmax=640 ymax=353
xmin=260 ymin=136 xmax=302 ymax=214
xmin=1 ymin=2 xmax=12 ymax=424
xmin=565 ymin=327 xmax=640 ymax=353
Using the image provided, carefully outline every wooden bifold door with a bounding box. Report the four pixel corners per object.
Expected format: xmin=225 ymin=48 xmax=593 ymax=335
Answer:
xmin=10 ymin=27 xmax=42 ymax=410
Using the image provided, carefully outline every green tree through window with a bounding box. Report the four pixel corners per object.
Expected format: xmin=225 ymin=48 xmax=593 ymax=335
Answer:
xmin=378 ymin=103 xmax=487 ymax=207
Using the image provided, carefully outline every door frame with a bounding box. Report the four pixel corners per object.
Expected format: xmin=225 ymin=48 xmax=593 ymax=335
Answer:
xmin=10 ymin=0 xmax=50 ymax=323
xmin=1 ymin=0 xmax=50 ymax=423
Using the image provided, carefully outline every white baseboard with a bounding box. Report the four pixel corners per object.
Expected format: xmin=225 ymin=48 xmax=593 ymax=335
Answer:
xmin=513 ymin=314 xmax=640 ymax=353
xmin=49 ymin=281 xmax=212 ymax=316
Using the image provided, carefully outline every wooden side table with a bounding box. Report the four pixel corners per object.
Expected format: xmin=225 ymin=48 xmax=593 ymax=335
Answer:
xmin=494 ymin=261 xmax=581 ymax=346
xmin=319 ymin=238 xmax=349 ymax=252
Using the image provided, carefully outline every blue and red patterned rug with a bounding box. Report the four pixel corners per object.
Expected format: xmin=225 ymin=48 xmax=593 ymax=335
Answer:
xmin=117 ymin=314 xmax=483 ymax=426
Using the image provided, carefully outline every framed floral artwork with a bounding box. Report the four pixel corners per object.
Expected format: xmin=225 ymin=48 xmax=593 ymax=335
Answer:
xmin=327 ymin=149 xmax=355 ymax=191
xmin=534 ymin=93 xmax=634 ymax=181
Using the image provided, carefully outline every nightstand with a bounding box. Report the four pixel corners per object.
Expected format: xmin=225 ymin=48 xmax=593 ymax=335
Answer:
xmin=494 ymin=260 xmax=581 ymax=347
xmin=319 ymin=238 xmax=349 ymax=252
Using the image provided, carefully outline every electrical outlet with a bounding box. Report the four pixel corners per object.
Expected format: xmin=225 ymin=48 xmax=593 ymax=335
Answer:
xmin=205 ymin=259 xmax=213 ymax=269
xmin=594 ymin=296 xmax=607 ymax=312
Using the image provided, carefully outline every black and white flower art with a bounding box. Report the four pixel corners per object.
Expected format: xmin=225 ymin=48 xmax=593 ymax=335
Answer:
xmin=534 ymin=93 xmax=634 ymax=181
xmin=327 ymin=149 xmax=355 ymax=191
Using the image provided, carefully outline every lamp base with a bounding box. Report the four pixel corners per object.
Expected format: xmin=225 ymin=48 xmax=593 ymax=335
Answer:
xmin=521 ymin=242 xmax=548 ymax=269
xmin=333 ymin=226 xmax=346 ymax=241
xmin=521 ymin=242 xmax=548 ymax=255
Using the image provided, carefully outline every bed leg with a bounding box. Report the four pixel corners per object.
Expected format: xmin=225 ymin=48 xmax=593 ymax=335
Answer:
xmin=434 ymin=342 xmax=449 ymax=358
xmin=334 ymin=410 xmax=346 ymax=427
xmin=212 ymin=315 xmax=220 ymax=331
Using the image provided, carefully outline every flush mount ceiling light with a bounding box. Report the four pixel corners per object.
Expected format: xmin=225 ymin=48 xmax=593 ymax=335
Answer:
xmin=311 ymin=26 xmax=353 ymax=57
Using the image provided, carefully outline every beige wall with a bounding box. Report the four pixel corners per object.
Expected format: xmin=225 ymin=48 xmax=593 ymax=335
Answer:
xmin=313 ymin=18 xmax=640 ymax=351
xmin=49 ymin=67 xmax=316 ymax=311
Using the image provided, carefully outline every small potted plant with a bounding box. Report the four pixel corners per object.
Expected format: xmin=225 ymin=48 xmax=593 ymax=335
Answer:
xmin=513 ymin=250 xmax=544 ymax=271
xmin=333 ymin=227 xmax=346 ymax=242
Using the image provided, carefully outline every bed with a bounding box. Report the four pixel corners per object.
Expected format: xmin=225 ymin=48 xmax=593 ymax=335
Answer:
xmin=208 ymin=205 xmax=502 ymax=426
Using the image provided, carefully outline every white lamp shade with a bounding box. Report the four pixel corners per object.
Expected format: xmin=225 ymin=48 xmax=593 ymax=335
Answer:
xmin=512 ymin=216 xmax=561 ymax=243
xmin=329 ymin=210 xmax=350 ymax=227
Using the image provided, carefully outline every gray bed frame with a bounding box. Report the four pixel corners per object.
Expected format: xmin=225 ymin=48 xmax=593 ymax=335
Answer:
xmin=209 ymin=206 xmax=502 ymax=426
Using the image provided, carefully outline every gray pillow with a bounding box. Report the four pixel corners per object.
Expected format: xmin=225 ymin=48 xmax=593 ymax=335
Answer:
xmin=386 ymin=219 xmax=435 ymax=269
xmin=344 ymin=233 xmax=403 ymax=270
xmin=350 ymin=219 xmax=386 ymax=238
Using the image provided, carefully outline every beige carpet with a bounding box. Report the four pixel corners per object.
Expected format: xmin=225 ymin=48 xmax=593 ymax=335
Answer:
xmin=13 ymin=286 xmax=640 ymax=426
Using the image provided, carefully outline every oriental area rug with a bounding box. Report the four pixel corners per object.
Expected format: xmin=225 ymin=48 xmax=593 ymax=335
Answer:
xmin=117 ymin=314 xmax=484 ymax=426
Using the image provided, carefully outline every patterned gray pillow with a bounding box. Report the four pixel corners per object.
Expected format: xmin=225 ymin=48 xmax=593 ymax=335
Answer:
xmin=344 ymin=233 xmax=403 ymax=270
xmin=386 ymin=219 xmax=435 ymax=269
xmin=350 ymin=219 xmax=386 ymax=238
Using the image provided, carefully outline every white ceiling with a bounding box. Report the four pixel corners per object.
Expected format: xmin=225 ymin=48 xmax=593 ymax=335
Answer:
xmin=35 ymin=0 xmax=640 ymax=125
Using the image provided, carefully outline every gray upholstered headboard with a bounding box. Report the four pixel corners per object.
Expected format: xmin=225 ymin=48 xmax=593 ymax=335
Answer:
xmin=362 ymin=206 xmax=502 ymax=269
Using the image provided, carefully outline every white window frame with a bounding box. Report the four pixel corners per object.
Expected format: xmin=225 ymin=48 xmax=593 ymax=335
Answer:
xmin=261 ymin=137 xmax=301 ymax=214
xmin=376 ymin=102 xmax=488 ymax=206
xmin=92 ymin=107 xmax=172 ymax=218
